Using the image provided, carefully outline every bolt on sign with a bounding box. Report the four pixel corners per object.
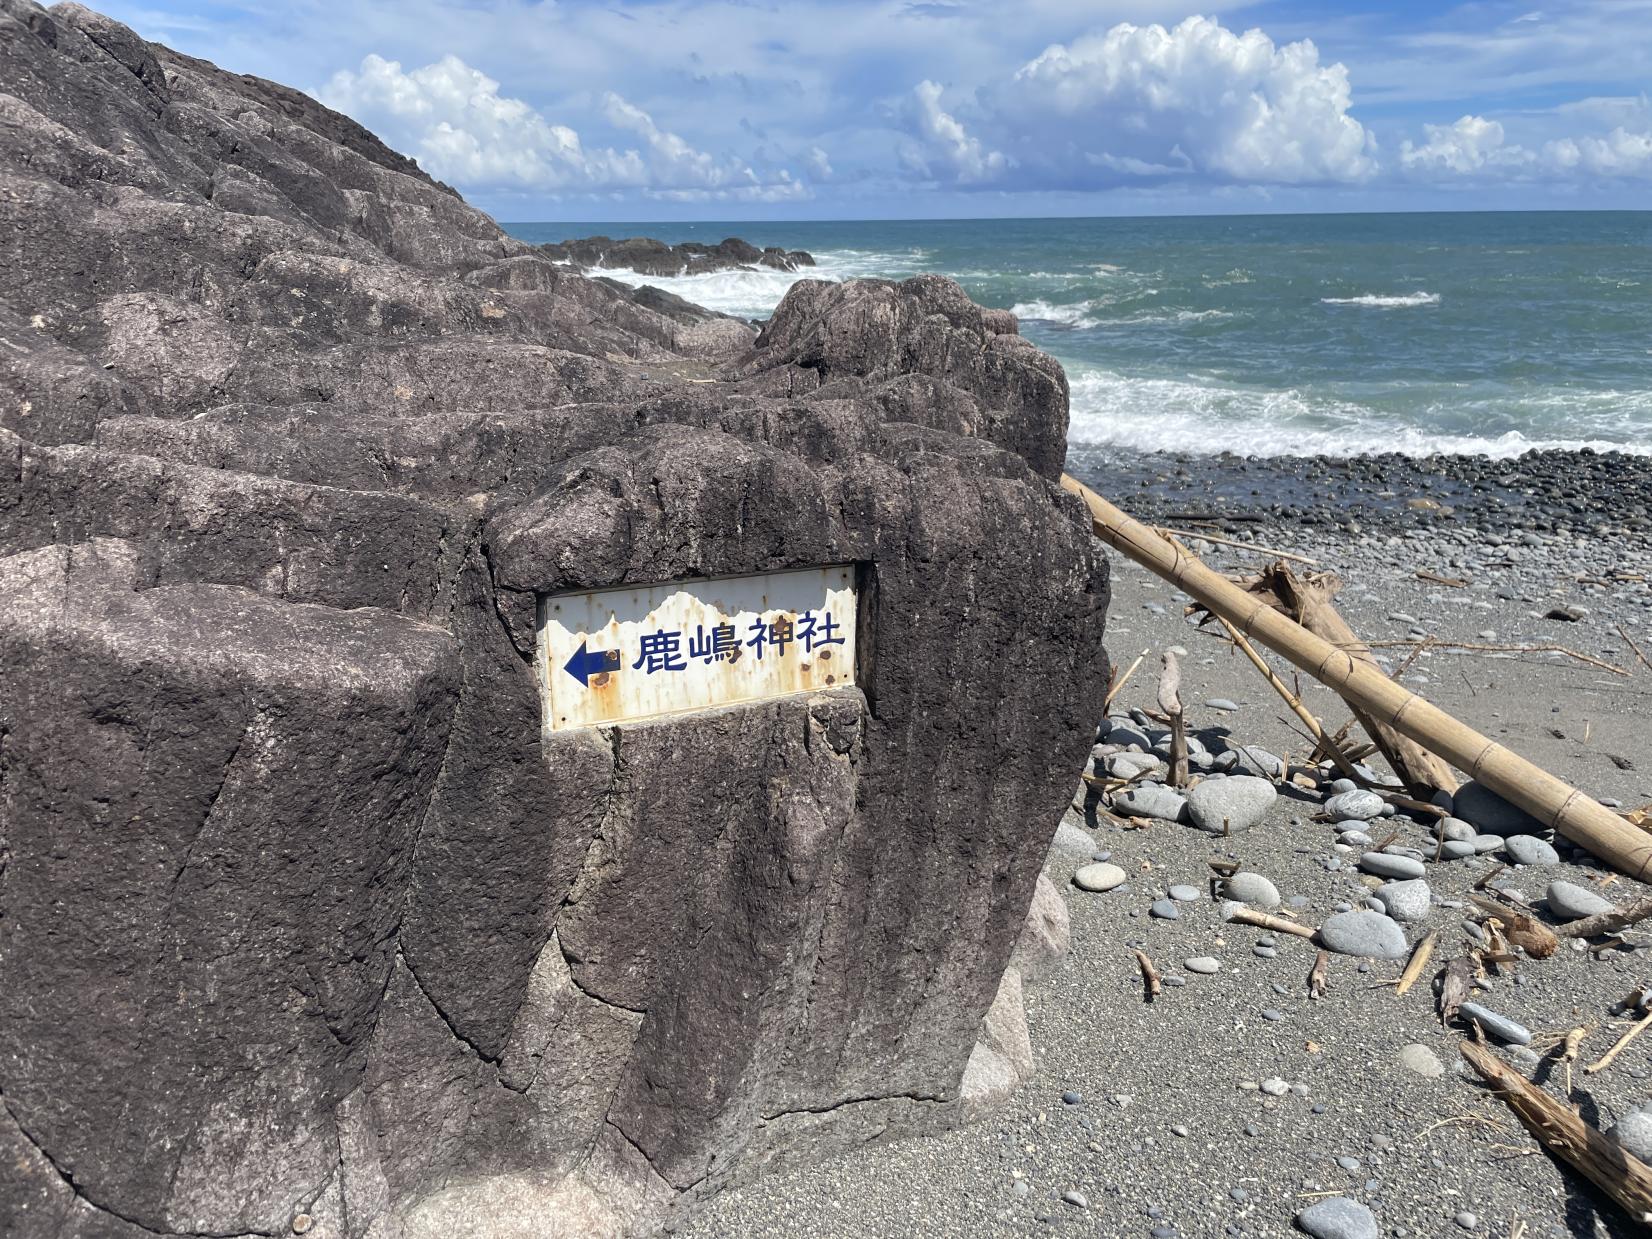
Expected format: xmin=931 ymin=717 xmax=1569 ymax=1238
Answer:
xmin=537 ymin=566 xmax=859 ymax=732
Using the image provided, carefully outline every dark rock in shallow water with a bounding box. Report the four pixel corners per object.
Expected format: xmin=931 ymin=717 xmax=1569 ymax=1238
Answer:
xmin=0 ymin=3 xmax=1109 ymax=1235
xmin=541 ymin=233 xmax=817 ymax=278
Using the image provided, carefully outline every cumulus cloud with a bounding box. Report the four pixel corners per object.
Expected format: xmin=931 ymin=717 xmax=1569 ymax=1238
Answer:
xmin=899 ymin=80 xmax=1008 ymax=183
xmin=978 ymin=16 xmax=1377 ymax=187
xmin=318 ymin=53 xmax=806 ymax=200
xmin=1402 ymin=111 xmax=1652 ymax=181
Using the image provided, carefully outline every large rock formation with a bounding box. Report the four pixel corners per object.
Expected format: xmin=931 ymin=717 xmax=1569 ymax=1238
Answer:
xmin=0 ymin=3 xmax=1110 ymax=1236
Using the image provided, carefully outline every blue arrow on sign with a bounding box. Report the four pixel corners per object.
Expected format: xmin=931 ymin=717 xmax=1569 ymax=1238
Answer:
xmin=564 ymin=640 xmax=622 ymax=688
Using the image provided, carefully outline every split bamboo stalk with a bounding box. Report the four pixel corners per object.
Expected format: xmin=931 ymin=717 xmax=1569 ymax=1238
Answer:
xmin=1061 ymin=474 xmax=1652 ymax=883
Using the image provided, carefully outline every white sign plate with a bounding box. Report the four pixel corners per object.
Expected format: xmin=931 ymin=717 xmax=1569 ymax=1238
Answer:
xmin=537 ymin=566 xmax=858 ymax=732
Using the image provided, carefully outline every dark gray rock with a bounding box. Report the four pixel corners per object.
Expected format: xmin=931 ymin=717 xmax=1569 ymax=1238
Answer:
xmin=1296 ymin=1197 xmax=1378 ymax=1239
xmin=1452 ymin=781 xmax=1547 ymax=836
xmin=0 ymin=5 xmax=1111 ymax=1234
xmin=1318 ymin=911 xmax=1409 ymax=960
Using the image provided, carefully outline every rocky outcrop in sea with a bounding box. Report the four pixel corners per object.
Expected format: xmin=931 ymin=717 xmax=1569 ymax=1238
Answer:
xmin=539 ymin=234 xmax=817 ymax=278
xmin=0 ymin=3 xmax=1108 ymax=1236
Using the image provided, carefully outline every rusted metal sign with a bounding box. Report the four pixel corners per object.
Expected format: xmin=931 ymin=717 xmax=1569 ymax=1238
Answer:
xmin=537 ymin=566 xmax=858 ymax=731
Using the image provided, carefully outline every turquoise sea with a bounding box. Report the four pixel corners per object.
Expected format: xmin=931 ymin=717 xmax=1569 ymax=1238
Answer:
xmin=505 ymin=213 xmax=1652 ymax=459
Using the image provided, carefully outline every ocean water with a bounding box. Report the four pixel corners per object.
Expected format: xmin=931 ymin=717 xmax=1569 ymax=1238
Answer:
xmin=504 ymin=213 xmax=1652 ymax=459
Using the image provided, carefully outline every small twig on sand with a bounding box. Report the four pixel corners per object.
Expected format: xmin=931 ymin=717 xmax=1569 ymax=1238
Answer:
xmin=1417 ymin=570 xmax=1469 ymax=588
xmin=1395 ymin=931 xmax=1439 ymax=997
xmin=1132 ymin=948 xmax=1162 ymax=1002
xmin=1212 ymin=614 xmax=1368 ymax=785
xmin=1308 ymin=949 xmax=1329 ymax=1000
xmin=1364 ymin=639 xmax=1630 ymax=678
xmin=1558 ymin=893 xmax=1652 ymax=939
xmin=1585 ymin=1008 xmax=1652 ymax=1075
xmin=1227 ymin=905 xmax=1317 ymax=939
xmin=1104 ymin=649 xmax=1149 ymax=714
xmin=1154 ymin=526 xmax=1320 ymax=565
xmin=1556 ymin=1026 xmax=1589 ymax=1096
xmin=1618 ymin=623 xmax=1652 ymax=674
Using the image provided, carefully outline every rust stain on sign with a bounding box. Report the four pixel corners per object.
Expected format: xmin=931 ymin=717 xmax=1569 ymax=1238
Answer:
xmin=537 ymin=566 xmax=858 ymax=732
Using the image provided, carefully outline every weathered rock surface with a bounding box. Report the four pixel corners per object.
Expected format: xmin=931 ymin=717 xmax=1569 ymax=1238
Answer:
xmin=0 ymin=5 xmax=1109 ymax=1237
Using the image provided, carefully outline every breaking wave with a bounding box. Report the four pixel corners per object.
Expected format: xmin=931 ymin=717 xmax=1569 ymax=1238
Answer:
xmin=595 ymin=247 xmax=927 ymax=320
xmin=1009 ymin=299 xmax=1102 ymax=329
xmin=1320 ymin=291 xmax=1441 ymax=308
xmin=1065 ymin=366 xmax=1652 ymax=459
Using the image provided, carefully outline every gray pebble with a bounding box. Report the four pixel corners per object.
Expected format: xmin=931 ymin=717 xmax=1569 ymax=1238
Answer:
xmin=1608 ymin=1101 xmax=1652 ymax=1162
xmin=1254 ymin=944 xmax=1277 ymax=958
xmin=1458 ymin=1001 xmax=1532 ymax=1045
xmin=1376 ymin=879 xmax=1431 ymax=923
xmin=1168 ymin=884 xmax=1201 ymax=902
xmin=1150 ymin=899 xmax=1181 ymax=920
xmin=1325 ymin=789 xmax=1385 ymax=820
xmin=1186 ymin=775 xmax=1278 ymax=834
xmin=1184 ymin=956 xmax=1221 ymax=975
xmin=1319 ymin=910 xmax=1409 ymax=960
xmin=1296 ymin=1197 xmax=1378 ymax=1239
xmin=1505 ymin=835 xmax=1559 ymax=866
xmin=1224 ymin=871 xmax=1281 ymax=908
xmin=1547 ymin=880 xmax=1613 ymax=920
xmin=1262 ymin=1008 xmax=1285 ymax=1021
xmin=1060 ymin=1189 xmax=1088 ymax=1208
xmin=1359 ymin=852 xmax=1426 ymax=880
xmin=1399 ymin=1043 xmax=1444 ymax=1078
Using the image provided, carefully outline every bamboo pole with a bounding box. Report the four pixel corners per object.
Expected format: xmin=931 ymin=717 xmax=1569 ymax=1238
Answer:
xmin=1061 ymin=474 xmax=1652 ymax=882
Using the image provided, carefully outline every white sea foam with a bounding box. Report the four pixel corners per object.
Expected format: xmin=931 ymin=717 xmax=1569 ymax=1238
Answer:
xmin=1320 ymin=291 xmax=1441 ymax=308
xmin=594 ymin=247 xmax=923 ymax=319
xmin=1009 ymin=299 xmax=1102 ymax=329
xmin=1065 ymin=367 xmax=1652 ymax=459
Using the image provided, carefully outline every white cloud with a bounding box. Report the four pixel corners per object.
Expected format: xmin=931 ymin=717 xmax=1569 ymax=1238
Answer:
xmin=900 ymin=80 xmax=1009 ymax=183
xmin=1401 ymin=111 xmax=1652 ymax=181
xmin=1400 ymin=115 xmax=1526 ymax=174
xmin=317 ymin=53 xmax=806 ymax=199
xmin=805 ymin=145 xmax=834 ymax=180
xmin=985 ymin=16 xmax=1376 ymax=186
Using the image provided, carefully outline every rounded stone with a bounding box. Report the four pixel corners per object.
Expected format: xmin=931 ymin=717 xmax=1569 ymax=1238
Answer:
xmin=1359 ymin=852 xmax=1426 ymax=880
xmin=1547 ymin=880 xmax=1614 ymax=920
xmin=1185 ymin=775 xmax=1277 ymax=834
xmin=1150 ymin=898 xmax=1181 ymax=920
xmin=1504 ymin=835 xmax=1560 ymax=866
xmin=1376 ymin=879 xmax=1431 ymax=923
xmin=1296 ymin=1196 xmax=1378 ymax=1239
xmin=1438 ymin=817 xmax=1477 ymax=843
xmin=1399 ymin=1043 xmax=1444 ymax=1078
xmin=1458 ymin=1001 xmax=1532 ymax=1045
xmin=1184 ymin=956 xmax=1221 ymax=974
xmin=1073 ymin=862 xmax=1126 ymax=893
xmin=1608 ymin=1102 xmax=1652 ymax=1163
xmin=1453 ymin=781 xmax=1546 ymax=836
xmin=1439 ymin=840 xmax=1478 ymax=860
xmin=1168 ymin=884 xmax=1202 ymax=902
xmin=1113 ymin=784 xmax=1189 ymax=823
xmin=1470 ymin=833 xmax=1504 ymax=854
xmin=1318 ymin=910 xmax=1409 ymax=960
xmin=1223 ymin=871 xmax=1281 ymax=909
xmin=1324 ymin=789 xmax=1385 ymax=820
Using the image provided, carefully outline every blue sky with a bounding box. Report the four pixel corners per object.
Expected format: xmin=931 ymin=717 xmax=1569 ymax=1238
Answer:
xmin=98 ymin=0 xmax=1652 ymax=219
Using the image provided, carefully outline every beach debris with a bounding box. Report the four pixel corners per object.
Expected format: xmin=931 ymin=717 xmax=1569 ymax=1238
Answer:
xmin=1132 ymin=948 xmax=1162 ymax=1002
xmin=1104 ymin=648 xmax=1149 ymax=714
xmin=1225 ymin=905 xmax=1316 ymax=939
xmin=1157 ymin=651 xmax=1189 ymax=787
xmin=1460 ymin=1039 xmax=1652 ymax=1226
xmin=1393 ymin=931 xmax=1439 ymax=997
xmin=1437 ymin=956 xmax=1478 ymax=1026
xmin=1061 ymin=473 xmax=1652 ymax=882
xmin=1308 ymin=948 xmax=1330 ymax=1000
xmin=1557 ymin=892 xmax=1652 ymax=940
xmin=1585 ymin=1006 xmax=1652 ymax=1075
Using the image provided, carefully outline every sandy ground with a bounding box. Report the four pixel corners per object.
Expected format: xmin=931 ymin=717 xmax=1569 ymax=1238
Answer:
xmin=676 ymin=528 xmax=1652 ymax=1239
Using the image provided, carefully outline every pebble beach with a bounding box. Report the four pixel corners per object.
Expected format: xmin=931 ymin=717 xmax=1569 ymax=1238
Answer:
xmin=679 ymin=466 xmax=1652 ymax=1239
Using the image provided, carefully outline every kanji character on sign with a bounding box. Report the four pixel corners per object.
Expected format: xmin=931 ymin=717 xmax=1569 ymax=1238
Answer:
xmin=746 ymin=614 xmax=795 ymax=659
xmin=688 ymin=621 xmax=741 ymax=664
xmin=797 ymin=609 xmax=845 ymax=653
xmin=632 ymin=629 xmax=686 ymax=674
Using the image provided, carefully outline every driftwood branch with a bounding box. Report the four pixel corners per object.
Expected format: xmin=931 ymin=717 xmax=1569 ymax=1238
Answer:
xmin=1132 ymin=948 xmax=1162 ymax=1002
xmin=1365 ymin=639 xmax=1630 ymax=678
xmin=1394 ymin=931 xmax=1438 ymax=997
xmin=1225 ymin=906 xmax=1317 ymax=938
xmin=1060 ymin=474 xmax=1652 ymax=883
xmin=1104 ymin=649 xmax=1148 ymax=714
xmin=1158 ymin=651 xmax=1189 ymax=788
xmin=1461 ymin=1040 xmax=1652 ymax=1225
xmin=1586 ymin=1009 xmax=1652 ymax=1075
xmin=1558 ymin=893 xmax=1652 ymax=940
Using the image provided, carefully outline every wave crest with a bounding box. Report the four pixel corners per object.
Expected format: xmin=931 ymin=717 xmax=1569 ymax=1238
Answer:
xmin=1320 ymin=291 xmax=1441 ymax=308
